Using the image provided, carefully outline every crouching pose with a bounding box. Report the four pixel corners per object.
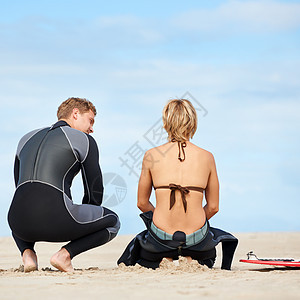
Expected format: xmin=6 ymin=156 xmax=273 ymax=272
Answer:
xmin=8 ymin=98 xmax=120 ymax=272
xmin=118 ymin=99 xmax=237 ymax=270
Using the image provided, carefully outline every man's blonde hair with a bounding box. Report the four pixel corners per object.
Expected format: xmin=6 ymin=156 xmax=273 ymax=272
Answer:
xmin=57 ymin=97 xmax=97 ymax=120
xmin=162 ymin=99 xmax=197 ymax=142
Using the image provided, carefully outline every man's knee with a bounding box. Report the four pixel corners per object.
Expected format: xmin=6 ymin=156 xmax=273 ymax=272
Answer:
xmin=112 ymin=215 xmax=121 ymax=233
xmin=103 ymin=208 xmax=120 ymax=229
xmin=106 ymin=214 xmax=120 ymax=241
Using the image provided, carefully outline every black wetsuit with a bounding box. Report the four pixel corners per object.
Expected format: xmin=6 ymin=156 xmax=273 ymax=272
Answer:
xmin=118 ymin=211 xmax=237 ymax=270
xmin=8 ymin=121 xmax=120 ymax=258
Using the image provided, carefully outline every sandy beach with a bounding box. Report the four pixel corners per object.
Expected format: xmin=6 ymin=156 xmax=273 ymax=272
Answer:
xmin=0 ymin=232 xmax=299 ymax=300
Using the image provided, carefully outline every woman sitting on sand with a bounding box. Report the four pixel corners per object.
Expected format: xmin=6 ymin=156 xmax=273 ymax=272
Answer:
xmin=118 ymin=99 xmax=238 ymax=269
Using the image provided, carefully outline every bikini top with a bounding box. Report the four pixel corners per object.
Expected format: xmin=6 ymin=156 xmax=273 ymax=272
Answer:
xmin=154 ymin=141 xmax=204 ymax=213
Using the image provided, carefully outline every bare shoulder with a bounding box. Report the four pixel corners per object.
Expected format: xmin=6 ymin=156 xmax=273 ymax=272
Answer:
xmin=142 ymin=146 xmax=160 ymax=168
xmin=189 ymin=142 xmax=216 ymax=164
xmin=143 ymin=147 xmax=156 ymax=158
xmin=145 ymin=143 xmax=169 ymax=157
xmin=142 ymin=143 xmax=170 ymax=168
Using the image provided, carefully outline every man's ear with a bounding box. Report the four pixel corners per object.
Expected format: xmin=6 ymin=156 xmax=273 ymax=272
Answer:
xmin=72 ymin=108 xmax=80 ymax=120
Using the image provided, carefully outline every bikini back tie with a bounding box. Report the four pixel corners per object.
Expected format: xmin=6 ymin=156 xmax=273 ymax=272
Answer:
xmin=154 ymin=183 xmax=204 ymax=213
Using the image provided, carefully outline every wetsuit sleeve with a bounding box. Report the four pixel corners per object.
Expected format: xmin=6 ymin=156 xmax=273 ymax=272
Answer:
xmin=81 ymin=135 xmax=104 ymax=206
xmin=14 ymin=155 xmax=20 ymax=188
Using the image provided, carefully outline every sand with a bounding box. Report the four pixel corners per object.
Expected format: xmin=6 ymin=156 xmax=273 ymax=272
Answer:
xmin=0 ymin=232 xmax=299 ymax=299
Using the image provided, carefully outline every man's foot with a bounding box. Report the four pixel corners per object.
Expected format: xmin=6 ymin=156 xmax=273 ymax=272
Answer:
xmin=50 ymin=248 xmax=74 ymax=272
xmin=22 ymin=249 xmax=38 ymax=272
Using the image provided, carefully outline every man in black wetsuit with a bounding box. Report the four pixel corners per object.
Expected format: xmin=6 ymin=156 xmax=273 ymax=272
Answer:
xmin=8 ymin=97 xmax=120 ymax=272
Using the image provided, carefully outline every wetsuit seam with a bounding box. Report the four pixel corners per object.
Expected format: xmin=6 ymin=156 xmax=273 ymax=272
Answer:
xmin=81 ymin=164 xmax=91 ymax=204
xmin=16 ymin=180 xmax=64 ymax=194
xmin=60 ymin=127 xmax=80 ymax=163
xmin=15 ymin=180 xmax=32 ymax=190
xmin=62 ymin=160 xmax=78 ymax=201
xmin=87 ymin=213 xmax=117 ymax=225
xmin=63 ymin=195 xmax=115 ymax=224
xmin=17 ymin=127 xmax=48 ymax=158
xmin=63 ymin=193 xmax=90 ymax=224
xmin=81 ymin=134 xmax=90 ymax=163
xmin=61 ymin=127 xmax=91 ymax=203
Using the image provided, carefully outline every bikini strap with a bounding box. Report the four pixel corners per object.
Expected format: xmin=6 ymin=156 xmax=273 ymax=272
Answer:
xmin=185 ymin=186 xmax=205 ymax=193
xmin=154 ymin=183 xmax=204 ymax=213
xmin=171 ymin=139 xmax=187 ymax=162
xmin=177 ymin=141 xmax=186 ymax=162
xmin=154 ymin=185 xmax=204 ymax=193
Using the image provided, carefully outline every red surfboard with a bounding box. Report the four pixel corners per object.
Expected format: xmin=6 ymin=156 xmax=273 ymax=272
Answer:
xmin=240 ymin=259 xmax=300 ymax=267
xmin=240 ymin=251 xmax=300 ymax=267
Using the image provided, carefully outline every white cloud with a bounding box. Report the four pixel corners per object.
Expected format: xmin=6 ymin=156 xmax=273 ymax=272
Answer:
xmin=173 ymin=0 xmax=300 ymax=33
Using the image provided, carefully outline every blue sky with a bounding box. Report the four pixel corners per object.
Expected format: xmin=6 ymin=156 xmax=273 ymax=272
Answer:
xmin=0 ymin=0 xmax=299 ymax=236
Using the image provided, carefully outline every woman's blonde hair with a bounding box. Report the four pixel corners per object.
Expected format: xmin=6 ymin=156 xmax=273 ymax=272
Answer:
xmin=57 ymin=97 xmax=97 ymax=120
xmin=162 ymin=99 xmax=197 ymax=142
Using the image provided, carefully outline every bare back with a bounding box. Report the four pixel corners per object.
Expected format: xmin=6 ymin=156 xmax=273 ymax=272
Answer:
xmin=138 ymin=141 xmax=219 ymax=235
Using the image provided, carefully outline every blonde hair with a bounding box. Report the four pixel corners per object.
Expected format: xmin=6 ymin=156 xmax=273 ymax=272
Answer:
xmin=163 ymin=99 xmax=197 ymax=142
xmin=57 ymin=97 xmax=97 ymax=120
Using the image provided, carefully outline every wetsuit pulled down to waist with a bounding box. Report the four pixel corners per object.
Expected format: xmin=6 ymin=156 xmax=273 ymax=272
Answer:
xmin=150 ymin=221 xmax=208 ymax=247
xmin=117 ymin=211 xmax=238 ymax=270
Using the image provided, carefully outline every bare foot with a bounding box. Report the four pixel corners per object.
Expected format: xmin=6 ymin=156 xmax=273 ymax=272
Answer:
xmin=22 ymin=249 xmax=38 ymax=272
xmin=165 ymin=257 xmax=173 ymax=262
xmin=159 ymin=257 xmax=174 ymax=269
xmin=50 ymin=248 xmax=74 ymax=272
xmin=186 ymin=256 xmax=193 ymax=263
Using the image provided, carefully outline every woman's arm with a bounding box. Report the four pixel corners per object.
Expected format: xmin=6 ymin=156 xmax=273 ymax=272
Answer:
xmin=203 ymin=153 xmax=219 ymax=220
xmin=137 ymin=151 xmax=155 ymax=212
